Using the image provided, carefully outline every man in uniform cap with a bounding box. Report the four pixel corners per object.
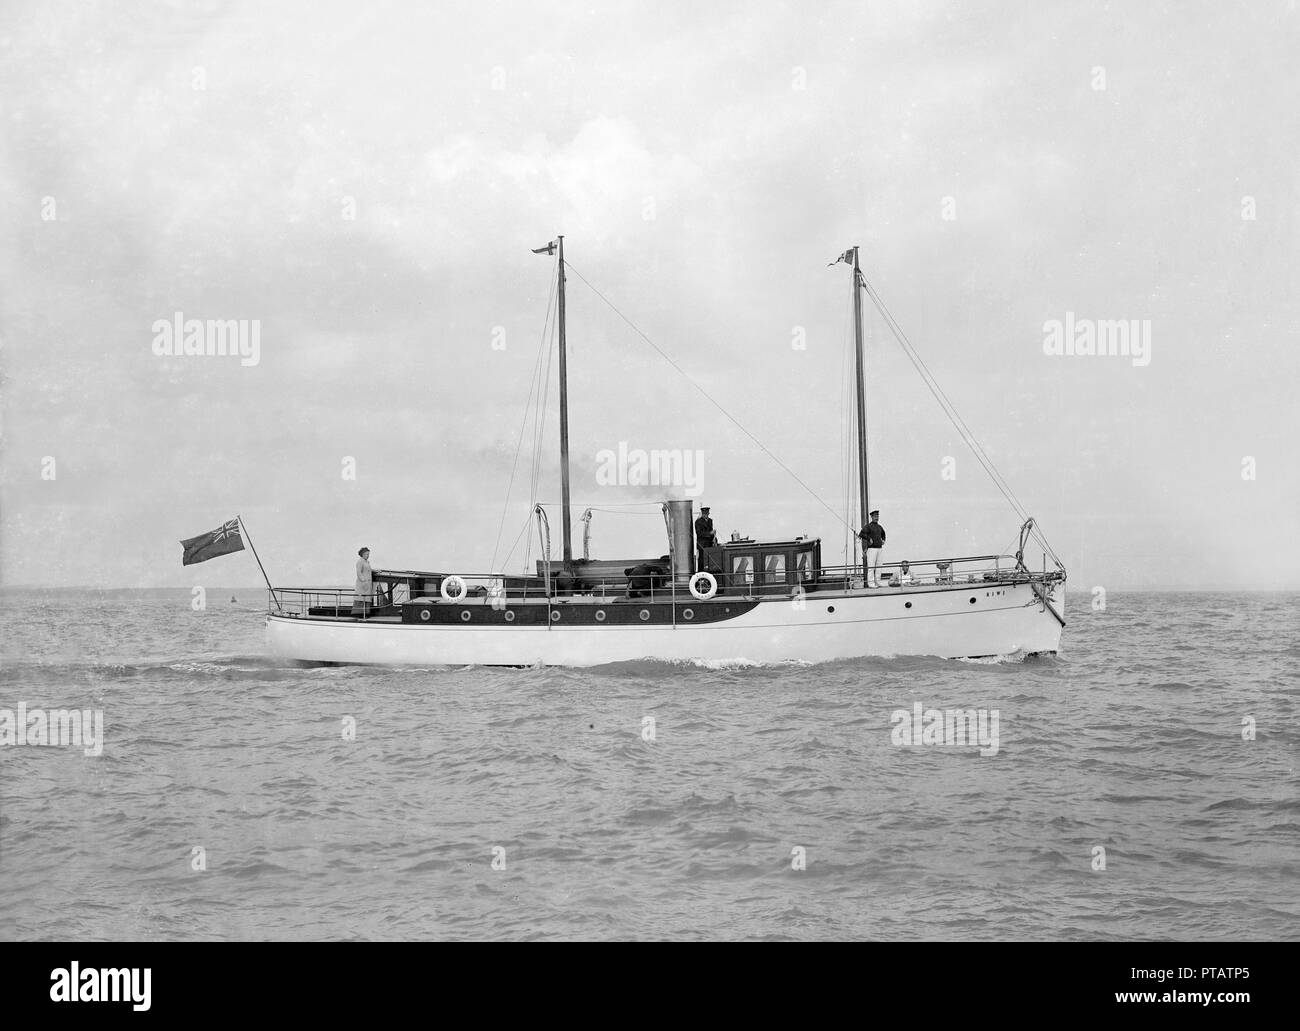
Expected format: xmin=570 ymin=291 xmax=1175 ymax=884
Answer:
xmin=858 ymin=510 xmax=886 ymax=587
xmin=694 ymin=506 xmax=717 ymax=573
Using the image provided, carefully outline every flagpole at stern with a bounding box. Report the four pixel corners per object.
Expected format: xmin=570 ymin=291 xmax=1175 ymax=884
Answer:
xmin=237 ymin=515 xmax=280 ymax=609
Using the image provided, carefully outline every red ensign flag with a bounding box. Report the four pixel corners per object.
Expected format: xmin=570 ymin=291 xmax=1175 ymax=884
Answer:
xmin=180 ymin=519 xmax=245 ymax=566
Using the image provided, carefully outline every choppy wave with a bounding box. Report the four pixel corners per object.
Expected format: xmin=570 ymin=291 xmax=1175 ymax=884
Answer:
xmin=0 ymin=589 xmax=1296 ymax=941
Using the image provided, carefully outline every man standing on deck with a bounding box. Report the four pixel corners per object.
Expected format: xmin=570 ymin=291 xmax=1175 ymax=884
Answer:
xmin=859 ymin=510 xmax=885 ymax=587
xmin=353 ymin=547 xmax=374 ymax=617
xmin=694 ymin=506 xmax=717 ymax=572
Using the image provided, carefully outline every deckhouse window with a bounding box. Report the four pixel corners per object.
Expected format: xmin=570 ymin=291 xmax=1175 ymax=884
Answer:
xmin=764 ymin=553 xmax=786 ymax=584
xmin=796 ymin=550 xmax=814 ymax=581
xmin=731 ymin=554 xmax=755 ymax=585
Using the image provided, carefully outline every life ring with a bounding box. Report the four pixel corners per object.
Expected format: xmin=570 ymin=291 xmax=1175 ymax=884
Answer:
xmin=689 ymin=571 xmax=717 ymax=600
xmin=441 ymin=575 xmax=468 ymax=601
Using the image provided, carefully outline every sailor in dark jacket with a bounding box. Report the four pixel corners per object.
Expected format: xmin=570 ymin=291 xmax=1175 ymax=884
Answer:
xmin=859 ymin=509 xmax=886 ymax=587
xmin=694 ymin=506 xmax=716 ymax=572
xmin=625 ymin=558 xmax=670 ymax=599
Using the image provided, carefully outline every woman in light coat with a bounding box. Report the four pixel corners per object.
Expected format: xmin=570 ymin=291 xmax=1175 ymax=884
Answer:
xmin=353 ymin=547 xmax=374 ymax=616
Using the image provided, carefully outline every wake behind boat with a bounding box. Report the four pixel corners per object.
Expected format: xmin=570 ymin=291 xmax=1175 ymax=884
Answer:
xmin=262 ymin=240 xmax=1066 ymax=666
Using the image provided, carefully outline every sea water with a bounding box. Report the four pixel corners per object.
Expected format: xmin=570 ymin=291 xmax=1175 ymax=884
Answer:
xmin=0 ymin=589 xmax=1295 ymax=941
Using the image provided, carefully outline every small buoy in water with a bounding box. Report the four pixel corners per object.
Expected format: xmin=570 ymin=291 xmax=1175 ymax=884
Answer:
xmin=230 ymin=595 xmax=237 ymax=603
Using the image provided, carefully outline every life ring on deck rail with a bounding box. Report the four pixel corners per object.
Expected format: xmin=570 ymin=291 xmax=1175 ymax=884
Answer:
xmin=689 ymin=571 xmax=717 ymax=601
xmin=440 ymin=575 xmax=468 ymax=601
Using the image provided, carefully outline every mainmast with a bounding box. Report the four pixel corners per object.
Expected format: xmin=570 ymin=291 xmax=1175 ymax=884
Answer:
xmin=556 ymin=236 xmax=573 ymax=572
xmin=851 ymin=246 xmax=870 ymax=539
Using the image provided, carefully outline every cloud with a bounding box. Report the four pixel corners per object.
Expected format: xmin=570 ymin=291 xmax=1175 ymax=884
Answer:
xmin=0 ymin=1 xmax=1296 ymax=588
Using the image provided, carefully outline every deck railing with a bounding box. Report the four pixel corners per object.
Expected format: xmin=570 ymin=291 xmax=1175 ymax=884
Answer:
xmin=813 ymin=552 xmax=1062 ymax=591
xmin=267 ymin=552 xmax=1064 ymax=616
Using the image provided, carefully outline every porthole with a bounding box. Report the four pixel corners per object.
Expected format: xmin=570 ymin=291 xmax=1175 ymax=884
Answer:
xmin=905 ymin=602 xmax=912 ymax=609
xmin=504 ymin=610 xmax=515 ymax=622
xmin=639 ymin=609 xmax=650 ymax=621
xmin=595 ymin=610 xmax=606 ymax=622
xmin=550 ymin=610 xmax=561 ymax=621
xmin=827 ymin=605 xmax=836 ymax=613
xmin=969 ymin=597 xmax=977 ymax=604
xmin=683 ymin=608 xmax=694 ymax=620
xmin=419 ymin=608 xmax=431 ymax=622
xmin=460 ymin=610 xmax=472 ymax=621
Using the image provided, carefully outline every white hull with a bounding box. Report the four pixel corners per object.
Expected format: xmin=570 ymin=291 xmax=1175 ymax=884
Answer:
xmin=265 ymin=581 xmax=1064 ymax=666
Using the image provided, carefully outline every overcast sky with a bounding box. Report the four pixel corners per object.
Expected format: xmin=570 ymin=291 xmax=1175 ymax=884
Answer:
xmin=2 ymin=0 xmax=1296 ymax=590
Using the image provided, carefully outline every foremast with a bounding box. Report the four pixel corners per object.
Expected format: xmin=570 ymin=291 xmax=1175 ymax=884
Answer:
xmin=533 ymin=235 xmax=574 ymax=575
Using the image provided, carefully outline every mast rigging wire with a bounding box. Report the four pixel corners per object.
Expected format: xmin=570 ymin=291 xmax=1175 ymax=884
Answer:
xmin=856 ymin=268 xmax=1063 ymax=566
xmin=564 ymin=260 xmax=857 ymax=536
xmin=491 ymin=257 xmax=559 ymax=572
xmin=498 ymin=253 xmax=1062 ymax=572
